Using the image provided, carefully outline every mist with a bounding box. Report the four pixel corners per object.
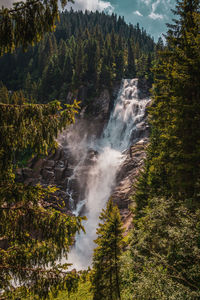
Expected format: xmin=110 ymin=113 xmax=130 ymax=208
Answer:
xmin=59 ymin=79 xmax=150 ymax=270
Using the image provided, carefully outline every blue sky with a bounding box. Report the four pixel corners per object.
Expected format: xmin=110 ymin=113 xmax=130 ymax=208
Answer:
xmin=67 ymin=0 xmax=176 ymax=41
xmin=0 ymin=0 xmax=176 ymax=41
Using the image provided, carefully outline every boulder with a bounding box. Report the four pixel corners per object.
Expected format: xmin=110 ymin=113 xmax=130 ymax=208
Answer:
xmin=42 ymin=169 xmax=55 ymax=181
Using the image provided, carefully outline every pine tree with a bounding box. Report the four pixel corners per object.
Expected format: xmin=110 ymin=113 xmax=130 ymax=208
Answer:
xmin=91 ymin=200 xmax=124 ymax=300
xmin=0 ymin=9 xmax=156 ymax=100
xmin=135 ymin=0 xmax=200 ymax=202
xmin=0 ymin=1 xmax=84 ymax=298
xmin=115 ymin=50 xmax=124 ymax=80
xmin=72 ymin=40 xmax=84 ymax=89
xmin=126 ymin=39 xmax=136 ymax=78
xmin=62 ymin=54 xmax=73 ymax=87
xmin=0 ymin=82 xmax=9 ymax=103
xmin=0 ymin=0 xmax=73 ymax=54
xmin=24 ymin=72 xmax=32 ymax=98
xmin=128 ymin=1 xmax=200 ymax=298
xmin=58 ymin=39 xmax=68 ymax=70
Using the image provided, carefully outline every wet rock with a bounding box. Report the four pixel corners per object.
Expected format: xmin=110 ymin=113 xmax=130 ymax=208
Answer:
xmin=112 ymin=141 xmax=147 ymax=216
xmin=56 ymin=161 xmax=65 ymax=168
xmin=67 ymin=178 xmax=84 ymax=205
xmin=60 ymin=149 xmax=69 ymax=161
xmin=24 ymin=177 xmax=41 ymax=185
xmin=14 ymin=82 xmax=149 ymax=228
xmin=64 ymin=167 xmax=74 ymax=178
xmin=52 ymin=147 xmax=62 ymax=161
xmin=55 ymin=167 xmax=65 ymax=182
xmin=93 ymin=89 xmax=110 ymax=118
xmin=22 ymin=168 xmax=33 ymax=178
xmin=42 ymin=169 xmax=55 ymax=181
xmin=32 ymin=158 xmax=44 ymax=175
xmin=43 ymin=160 xmax=55 ymax=169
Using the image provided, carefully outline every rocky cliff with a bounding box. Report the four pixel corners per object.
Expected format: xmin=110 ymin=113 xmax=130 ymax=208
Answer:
xmin=17 ymin=79 xmax=150 ymax=228
xmin=112 ymin=139 xmax=148 ymax=232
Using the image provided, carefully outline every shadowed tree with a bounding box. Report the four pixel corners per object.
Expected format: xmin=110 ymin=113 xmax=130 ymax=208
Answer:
xmin=0 ymin=1 xmax=86 ymax=299
xmin=91 ymin=199 xmax=124 ymax=300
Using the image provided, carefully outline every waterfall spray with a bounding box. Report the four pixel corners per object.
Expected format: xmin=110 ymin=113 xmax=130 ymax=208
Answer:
xmin=62 ymin=79 xmax=150 ymax=270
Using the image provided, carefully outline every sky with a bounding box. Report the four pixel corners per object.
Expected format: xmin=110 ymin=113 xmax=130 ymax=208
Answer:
xmin=0 ymin=0 xmax=176 ymax=41
xmin=67 ymin=0 xmax=176 ymax=41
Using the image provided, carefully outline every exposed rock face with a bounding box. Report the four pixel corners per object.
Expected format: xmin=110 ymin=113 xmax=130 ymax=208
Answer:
xmin=17 ymin=80 xmax=150 ymax=228
xmin=16 ymin=86 xmax=116 ymax=213
xmin=16 ymin=147 xmax=71 ymax=212
xmin=111 ymin=139 xmax=148 ymax=232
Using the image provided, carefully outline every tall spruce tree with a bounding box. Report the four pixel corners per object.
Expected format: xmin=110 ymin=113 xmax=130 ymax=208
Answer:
xmin=125 ymin=1 xmax=200 ymax=298
xmin=135 ymin=0 xmax=200 ymax=203
xmin=126 ymin=39 xmax=136 ymax=78
xmin=0 ymin=1 xmax=85 ymax=299
xmin=91 ymin=199 xmax=124 ymax=300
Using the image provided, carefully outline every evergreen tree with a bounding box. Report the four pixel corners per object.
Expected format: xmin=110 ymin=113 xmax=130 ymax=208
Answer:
xmin=72 ymin=40 xmax=84 ymax=89
xmin=135 ymin=0 xmax=200 ymax=202
xmin=115 ymin=50 xmax=124 ymax=80
xmin=24 ymin=72 xmax=32 ymax=98
xmin=126 ymin=39 xmax=136 ymax=78
xmin=0 ymin=0 xmax=73 ymax=54
xmin=0 ymin=9 xmax=156 ymax=102
xmin=91 ymin=200 xmax=124 ymax=300
xmin=62 ymin=54 xmax=73 ymax=89
xmin=126 ymin=1 xmax=200 ymax=298
xmin=156 ymin=37 xmax=164 ymax=53
xmin=58 ymin=39 xmax=68 ymax=70
xmin=0 ymin=82 xmax=9 ymax=103
xmin=0 ymin=1 xmax=84 ymax=298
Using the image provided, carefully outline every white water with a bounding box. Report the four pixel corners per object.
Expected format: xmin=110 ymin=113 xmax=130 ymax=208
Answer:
xmin=63 ymin=79 xmax=150 ymax=270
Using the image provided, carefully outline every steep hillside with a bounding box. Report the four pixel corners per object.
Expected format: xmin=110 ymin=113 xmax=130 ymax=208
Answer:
xmin=0 ymin=10 xmax=156 ymax=111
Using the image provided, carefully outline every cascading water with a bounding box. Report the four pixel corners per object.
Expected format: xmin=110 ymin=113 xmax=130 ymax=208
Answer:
xmin=62 ymin=79 xmax=150 ymax=270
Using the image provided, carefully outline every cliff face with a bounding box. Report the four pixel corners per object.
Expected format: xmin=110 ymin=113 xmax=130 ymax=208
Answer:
xmin=17 ymin=80 xmax=150 ymax=224
xmin=111 ymin=140 xmax=148 ymax=232
xmin=17 ymin=86 xmax=117 ymax=212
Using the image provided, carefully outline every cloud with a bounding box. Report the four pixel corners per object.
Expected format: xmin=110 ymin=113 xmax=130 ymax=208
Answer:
xmin=0 ymin=0 xmax=17 ymax=8
xmin=67 ymin=0 xmax=114 ymax=13
xmin=134 ymin=10 xmax=143 ymax=17
xmin=149 ymin=11 xmax=163 ymax=19
xmin=148 ymin=0 xmax=165 ymax=20
xmin=140 ymin=0 xmax=151 ymax=4
xmin=0 ymin=0 xmax=114 ymax=15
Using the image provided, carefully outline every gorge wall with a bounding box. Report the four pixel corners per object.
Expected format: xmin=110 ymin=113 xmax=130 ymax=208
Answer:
xmin=18 ymin=78 xmax=151 ymax=269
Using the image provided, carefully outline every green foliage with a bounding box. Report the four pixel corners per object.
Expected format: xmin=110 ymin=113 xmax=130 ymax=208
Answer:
xmin=123 ymin=197 xmax=200 ymax=299
xmin=126 ymin=1 xmax=200 ymax=299
xmin=54 ymin=273 xmax=92 ymax=300
xmin=0 ymin=10 xmax=156 ymax=106
xmin=0 ymin=1 xmax=85 ymax=298
xmin=0 ymin=0 xmax=73 ymax=55
xmin=126 ymin=39 xmax=136 ymax=78
xmin=0 ymin=82 xmax=33 ymax=104
xmin=135 ymin=0 xmax=200 ymax=203
xmin=91 ymin=199 xmax=124 ymax=300
xmin=0 ymin=98 xmax=83 ymax=298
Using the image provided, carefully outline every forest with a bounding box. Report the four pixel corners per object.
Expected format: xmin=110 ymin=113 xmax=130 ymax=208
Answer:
xmin=0 ymin=0 xmax=200 ymax=299
xmin=0 ymin=9 xmax=158 ymax=107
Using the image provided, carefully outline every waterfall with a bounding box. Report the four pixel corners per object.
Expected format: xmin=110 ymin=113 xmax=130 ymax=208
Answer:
xmin=62 ymin=79 xmax=150 ymax=270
